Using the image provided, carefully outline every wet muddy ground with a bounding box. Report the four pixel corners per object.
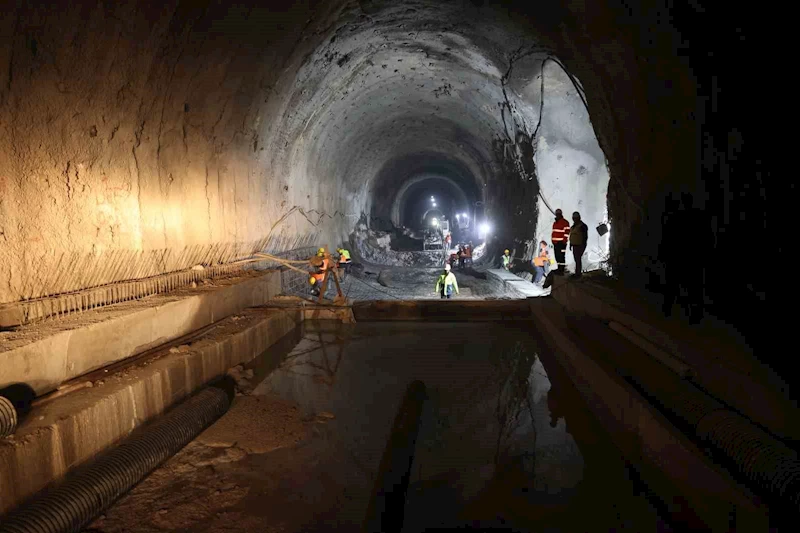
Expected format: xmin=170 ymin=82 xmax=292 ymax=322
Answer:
xmin=88 ymin=322 xmax=672 ymax=533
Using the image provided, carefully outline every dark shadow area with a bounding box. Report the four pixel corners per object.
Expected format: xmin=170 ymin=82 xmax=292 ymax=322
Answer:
xmin=0 ymin=383 xmax=36 ymax=424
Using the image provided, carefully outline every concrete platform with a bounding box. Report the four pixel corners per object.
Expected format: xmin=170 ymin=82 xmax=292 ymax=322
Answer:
xmin=530 ymin=299 xmax=769 ymax=531
xmin=549 ymin=276 xmax=799 ymax=443
xmin=0 ymin=270 xmax=282 ymax=396
xmin=0 ymin=305 xmax=302 ymax=515
xmin=485 ymin=269 xmax=550 ymax=298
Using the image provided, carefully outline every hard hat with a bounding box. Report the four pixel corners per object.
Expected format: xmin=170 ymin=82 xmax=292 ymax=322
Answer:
xmin=444 ymin=264 xmax=451 ymax=271
xmin=317 ymin=247 xmax=325 ymax=254
xmin=504 ymin=249 xmax=509 ymax=254
xmin=309 ymin=277 xmax=317 ymax=285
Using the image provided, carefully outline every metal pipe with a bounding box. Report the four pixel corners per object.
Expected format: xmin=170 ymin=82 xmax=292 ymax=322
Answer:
xmin=362 ymin=380 xmax=427 ymax=533
xmin=0 ymin=378 xmax=234 ymax=533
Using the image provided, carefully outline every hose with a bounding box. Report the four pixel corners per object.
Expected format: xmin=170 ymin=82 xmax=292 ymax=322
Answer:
xmin=0 ymin=396 xmax=16 ymax=438
xmin=0 ymin=378 xmax=234 ymax=533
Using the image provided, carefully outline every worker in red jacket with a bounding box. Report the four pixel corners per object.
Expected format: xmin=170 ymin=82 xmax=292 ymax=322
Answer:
xmin=551 ymin=209 xmax=571 ymax=275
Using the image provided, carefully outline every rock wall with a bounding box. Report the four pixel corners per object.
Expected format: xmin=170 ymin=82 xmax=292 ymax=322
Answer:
xmin=0 ymin=0 xmax=352 ymax=304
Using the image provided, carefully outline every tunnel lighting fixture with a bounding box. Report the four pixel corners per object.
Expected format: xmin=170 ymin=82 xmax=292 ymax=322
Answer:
xmin=432 ymin=202 xmax=437 ymax=207
xmin=456 ymin=214 xmax=460 ymax=219
xmin=479 ymin=222 xmax=491 ymax=237
xmin=431 ymin=218 xmax=439 ymax=226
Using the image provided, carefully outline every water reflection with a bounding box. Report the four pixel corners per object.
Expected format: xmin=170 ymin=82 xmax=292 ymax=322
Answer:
xmin=251 ymin=322 xmax=661 ymax=532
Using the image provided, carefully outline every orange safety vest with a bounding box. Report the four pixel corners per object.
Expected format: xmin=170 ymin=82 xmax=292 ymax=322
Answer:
xmin=533 ymin=249 xmax=549 ymax=267
xmin=552 ymin=218 xmax=571 ymax=243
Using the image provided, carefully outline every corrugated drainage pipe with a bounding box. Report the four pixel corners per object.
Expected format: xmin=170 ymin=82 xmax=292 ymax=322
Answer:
xmin=0 ymin=396 xmax=17 ymax=438
xmin=0 ymin=377 xmax=234 ymax=533
xmin=696 ymin=409 xmax=800 ymax=514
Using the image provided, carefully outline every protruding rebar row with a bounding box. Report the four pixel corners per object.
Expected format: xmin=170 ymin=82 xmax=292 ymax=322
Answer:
xmin=2 ymin=246 xmax=319 ymax=328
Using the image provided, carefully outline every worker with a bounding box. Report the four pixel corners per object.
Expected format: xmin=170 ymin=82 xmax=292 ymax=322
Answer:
xmin=336 ymin=247 xmax=351 ymax=264
xmin=309 ymin=247 xmax=330 ymax=295
xmin=448 ymin=251 xmax=459 ymax=268
xmin=569 ymin=212 xmax=589 ymax=278
xmin=434 ymin=263 xmax=459 ymax=299
xmin=551 ymin=208 xmax=570 ymax=275
xmin=309 ymin=275 xmax=321 ymax=296
xmin=464 ymin=243 xmax=473 ymax=267
xmin=502 ymin=249 xmax=512 ymax=271
xmin=457 ymin=245 xmax=465 ymax=269
xmin=532 ymin=241 xmax=551 ymax=285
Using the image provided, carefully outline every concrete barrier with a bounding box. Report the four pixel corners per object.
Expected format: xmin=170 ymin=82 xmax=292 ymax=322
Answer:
xmin=485 ymin=269 xmax=549 ymax=298
xmin=549 ymin=277 xmax=799 ymax=443
xmin=0 ymin=306 xmax=301 ymax=516
xmin=351 ymin=299 xmax=533 ymax=321
xmin=0 ymin=271 xmax=282 ymax=396
xmin=530 ymin=300 xmax=769 ymax=531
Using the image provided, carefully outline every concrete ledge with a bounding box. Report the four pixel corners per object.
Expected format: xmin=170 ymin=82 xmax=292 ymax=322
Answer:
xmin=549 ymin=277 xmax=799 ymax=442
xmin=352 ymin=299 xmax=532 ymax=321
xmin=530 ymin=300 xmax=768 ymax=531
xmin=0 ymin=270 xmax=282 ymax=396
xmin=0 ymin=305 xmax=301 ymax=515
xmin=485 ymin=269 xmax=549 ymax=298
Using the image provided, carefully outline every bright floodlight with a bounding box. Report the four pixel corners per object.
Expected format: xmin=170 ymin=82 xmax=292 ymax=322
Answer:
xmin=462 ymin=213 xmax=468 ymax=218
xmin=431 ymin=218 xmax=439 ymax=226
xmin=456 ymin=214 xmax=461 ymax=219
xmin=432 ymin=202 xmax=437 ymax=207
xmin=479 ymin=222 xmax=491 ymax=236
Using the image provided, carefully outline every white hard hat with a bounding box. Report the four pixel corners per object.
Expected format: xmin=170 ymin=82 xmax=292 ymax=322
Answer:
xmin=444 ymin=264 xmax=451 ymax=271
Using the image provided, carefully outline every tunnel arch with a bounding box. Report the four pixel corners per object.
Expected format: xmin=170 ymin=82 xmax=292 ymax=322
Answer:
xmin=0 ymin=0 xmax=766 ymax=359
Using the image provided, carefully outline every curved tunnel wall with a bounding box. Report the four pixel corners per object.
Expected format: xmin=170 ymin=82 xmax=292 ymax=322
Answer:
xmin=0 ymin=0 xmax=767 ymax=360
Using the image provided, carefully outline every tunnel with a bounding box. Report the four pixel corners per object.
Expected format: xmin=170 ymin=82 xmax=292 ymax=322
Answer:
xmin=0 ymin=1 xmax=779 ymax=531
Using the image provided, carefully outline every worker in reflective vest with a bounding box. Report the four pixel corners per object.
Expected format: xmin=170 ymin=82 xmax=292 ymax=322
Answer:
xmin=337 ymin=247 xmax=351 ymax=265
xmin=435 ymin=264 xmax=459 ymax=299
xmin=502 ymin=249 xmax=512 ymax=271
xmin=532 ymin=241 xmax=552 ymax=285
xmin=551 ymin=209 xmax=571 ymax=275
xmin=309 ymin=248 xmax=330 ymax=294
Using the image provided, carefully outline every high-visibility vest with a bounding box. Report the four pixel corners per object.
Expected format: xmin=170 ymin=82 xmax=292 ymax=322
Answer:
xmin=552 ymin=218 xmax=571 ymax=243
xmin=435 ymin=272 xmax=459 ymax=294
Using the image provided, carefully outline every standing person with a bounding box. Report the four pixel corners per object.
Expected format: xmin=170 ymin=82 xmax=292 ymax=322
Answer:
xmin=435 ymin=264 xmax=459 ymax=299
xmin=551 ymin=209 xmax=571 ymax=275
xmin=569 ymin=212 xmax=589 ymax=278
xmin=457 ymin=245 xmax=465 ymax=269
xmin=502 ymin=249 xmax=512 ymax=271
xmin=532 ymin=241 xmax=551 ymax=285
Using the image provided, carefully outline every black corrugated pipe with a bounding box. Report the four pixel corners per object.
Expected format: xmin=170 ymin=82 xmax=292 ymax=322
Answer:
xmin=362 ymin=380 xmax=427 ymax=533
xmin=0 ymin=396 xmax=16 ymax=438
xmin=0 ymin=377 xmax=235 ymax=533
xmin=569 ymin=316 xmax=800 ymax=518
xmin=696 ymin=409 xmax=800 ymax=519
